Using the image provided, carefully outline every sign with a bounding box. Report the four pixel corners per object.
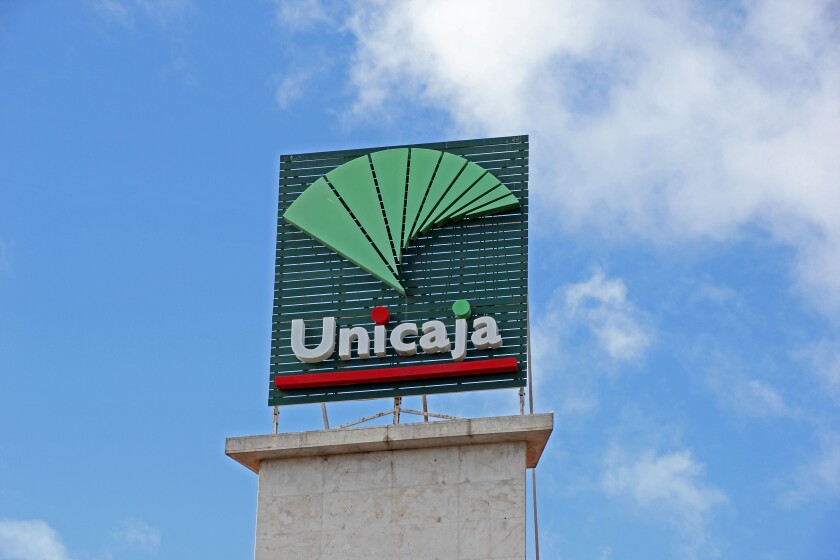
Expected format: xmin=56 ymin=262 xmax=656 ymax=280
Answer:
xmin=270 ymin=136 xmax=528 ymax=406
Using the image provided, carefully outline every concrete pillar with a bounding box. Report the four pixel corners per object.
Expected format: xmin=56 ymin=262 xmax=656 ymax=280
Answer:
xmin=226 ymin=413 xmax=553 ymax=560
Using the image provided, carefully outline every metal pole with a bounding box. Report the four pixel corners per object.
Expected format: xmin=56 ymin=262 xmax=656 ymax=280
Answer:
xmin=272 ymin=406 xmax=279 ymax=434
xmin=532 ymin=468 xmax=540 ymax=560
xmin=526 ymin=293 xmax=535 ymax=414
xmin=519 ymin=387 xmax=525 ymax=415
xmin=321 ymin=402 xmax=330 ymax=429
xmin=526 ymin=294 xmax=540 ymax=559
xmin=422 ymin=395 xmax=429 ymax=422
xmin=393 ymin=397 xmax=402 ymax=424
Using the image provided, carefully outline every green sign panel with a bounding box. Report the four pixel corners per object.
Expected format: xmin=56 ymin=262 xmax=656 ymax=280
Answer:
xmin=270 ymin=136 xmax=529 ymax=406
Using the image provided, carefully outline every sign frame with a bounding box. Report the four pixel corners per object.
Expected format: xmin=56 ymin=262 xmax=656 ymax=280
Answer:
xmin=270 ymin=135 xmax=529 ymax=406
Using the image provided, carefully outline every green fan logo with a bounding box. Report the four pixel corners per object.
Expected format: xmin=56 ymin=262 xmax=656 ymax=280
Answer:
xmin=283 ymin=148 xmax=520 ymax=295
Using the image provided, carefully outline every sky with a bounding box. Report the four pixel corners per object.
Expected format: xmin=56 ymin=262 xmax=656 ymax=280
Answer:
xmin=1 ymin=0 xmax=839 ymax=559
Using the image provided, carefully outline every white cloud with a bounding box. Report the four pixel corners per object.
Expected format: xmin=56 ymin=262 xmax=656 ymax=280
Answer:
xmin=688 ymin=337 xmax=794 ymax=418
xmin=112 ymin=519 xmax=160 ymax=553
xmin=690 ymin=283 xmax=736 ymax=306
xmin=529 ymin=270 xmax=649 ymax=414
xmin=805 ymin=340 xmax=840 ymax=402
xmin=91 ymin=0 xmax=190 ymax=27
xmin=271 ymin=1 xmax=345 ymax=111
xmin=562 ymin=270 xmax=651 ymax=362
xmin=343 ymin=0 xmax=840 ymax=311
xmin=275 ymin=70 xmax=312 ymax=110
xmin=90 ymin=0 xmax=133 ymax=26
xmin=0 ymin=519 xmax=69 ymax=560
xmin=557 ymin=394 xmax=599 ymax=416
xmin=740 ymin=379 xmax=789 ymax=416
xmin=273 ymin=0 xmax=332 ymax=30
xmin=0 ymin=517 xmax=162 ymax=560
xmin=602 ymin=446 xmax=728 ymax=555
xmin=706 ymin=368 xmax=792 ymax=418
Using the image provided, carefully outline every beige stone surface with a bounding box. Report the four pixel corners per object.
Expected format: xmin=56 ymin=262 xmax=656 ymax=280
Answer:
xmin=229 ymin=414 xmax=553 ymax=560
xmin=255 ymin=443 xmax=525 ymax=560
xmin=226 ymin=413 xmax=553 ymax=472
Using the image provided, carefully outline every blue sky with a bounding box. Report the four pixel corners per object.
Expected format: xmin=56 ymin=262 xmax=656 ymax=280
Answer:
xmin=1 ymin=1 xmax=839 ymax=559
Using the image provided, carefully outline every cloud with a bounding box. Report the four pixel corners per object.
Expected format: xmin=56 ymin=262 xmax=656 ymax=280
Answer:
xmin=0 ymin=519 xmax=69 ymax=560
xmin=805 ymin=339 xmax=840 ymax=403
xmin=783 ymin=431 xmax=840 ymax=506
xmin=0 ymin=517 xmax=161 ymax=560
xmin=275 ymin=70 xmax=315 ymax=110
xmin=529 ymin=270 xmax=649 ymax=414
xmin=738 ymin=379 xmax=790 ymax=416
xmin=90 ymin=0 xmax=190 ymax=27
xmin=602 ymin=446 xmax=728 ymax=555
xmin=342 ymin=0 xmax=840 ymax=311
xmin=681 ymin=330 xmax=800 ymax=420
xmin=273 ymin=0 xmax=332 ymax=30
xmin=112 ymin=519 xmax=160 ymax=553
xmin=563 ymin=270 xmax=652 ymax=361
xmin=270 ymin=1 xmax=346 ymax=111
xmin=89 ymin=0 xmax=195 ymax=84
xmin=532 ymin=269 xmax=651 ymax=367
xmin=689 ymin=283 xmax=737 ymax=306
xmin=704 ymin=362 xmax=792 ymax=418
xmin=90 ymin=0 xmax=133 ymax=26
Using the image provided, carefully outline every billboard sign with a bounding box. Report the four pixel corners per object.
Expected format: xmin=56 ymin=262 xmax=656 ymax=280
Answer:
xmin=270 ymin=136 xmax=528 ymax=406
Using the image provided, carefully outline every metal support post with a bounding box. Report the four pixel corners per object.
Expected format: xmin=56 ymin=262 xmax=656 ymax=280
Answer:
xmin=422 ymin=395 xmax=429 ymax=422
xmin=393 ymin=396 xmax=402 ymax=424
xmin=525 ymin=295 xmax=540 ymax=559
xmin=532 ymin=468 xmax=540 ymax=559
xmin=321 ymin=403 xmax=330 ymax=429
xmin=272 ymin=406 xmax=279 ymax=434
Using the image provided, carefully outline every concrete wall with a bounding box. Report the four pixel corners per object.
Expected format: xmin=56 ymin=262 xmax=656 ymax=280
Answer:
xmin=255 ymin=441 xmax=526 ymax=560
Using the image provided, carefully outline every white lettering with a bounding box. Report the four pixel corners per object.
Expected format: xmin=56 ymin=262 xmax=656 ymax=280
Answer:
xmin=291 ymin=317 xmax=336 ymax=363
xmin=420 ymin=320 xmax=451 ymax=354
xmin=471 ymin=316 xmax=502 ymax=350
xmin=291 ymin=313 xmax=505 ymax=363
xmin=338 ymin=326 xmax=370 ymax=360
xmin=373 ymin=324 xmax=387 ymax=358
xmin=390 ymin=322 xmax=418 ymax=356
xmin=451 ymin=318 xmax=467 ymax=361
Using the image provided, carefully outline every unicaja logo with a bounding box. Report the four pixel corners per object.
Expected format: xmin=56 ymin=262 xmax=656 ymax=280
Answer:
xmin=283 ymin=148 xmax=520 ymax=295
xmin=291 ymin=300 xmax=502 ymax=365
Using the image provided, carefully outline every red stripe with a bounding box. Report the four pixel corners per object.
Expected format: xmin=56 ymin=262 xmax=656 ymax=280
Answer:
xmin=274 ymin=357 xmax=519 ymax=390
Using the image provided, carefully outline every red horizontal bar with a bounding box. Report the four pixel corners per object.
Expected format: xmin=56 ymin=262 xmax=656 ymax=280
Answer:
xmin=274 ymin=357 xmax=519 ymax=390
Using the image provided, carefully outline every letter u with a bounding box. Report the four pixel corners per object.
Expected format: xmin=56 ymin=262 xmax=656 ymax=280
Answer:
xmin=291 ymin=317 xmax=336 ymax=363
